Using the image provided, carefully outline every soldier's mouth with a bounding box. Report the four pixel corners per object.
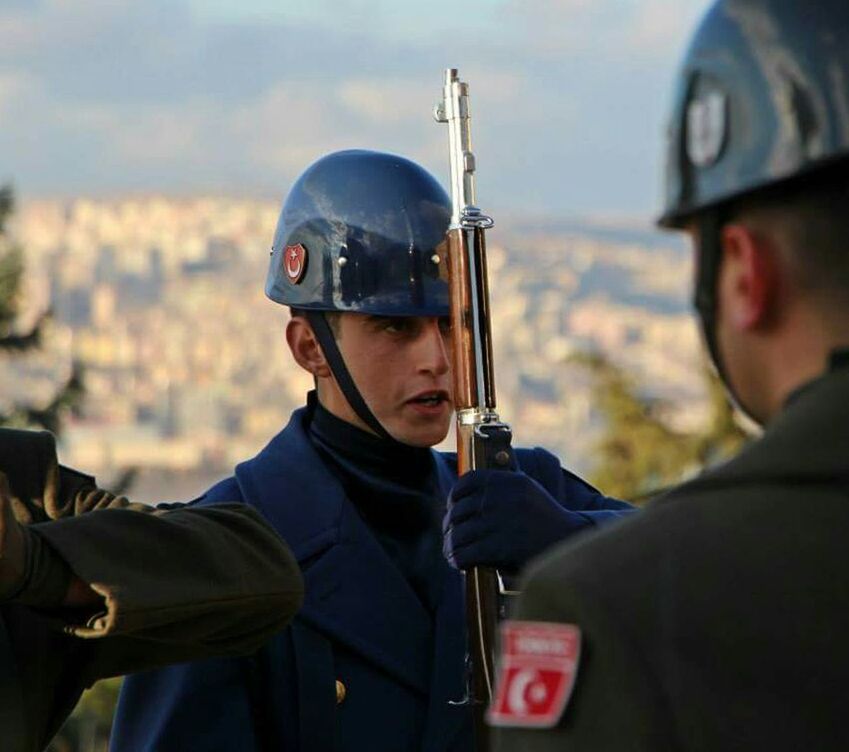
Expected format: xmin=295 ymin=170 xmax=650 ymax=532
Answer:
xmin=407 ymin=390 xmax=450 ymax=406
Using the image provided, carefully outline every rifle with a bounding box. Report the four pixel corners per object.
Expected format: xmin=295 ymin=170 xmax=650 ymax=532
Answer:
xmin=434 ymin=68 xmax=515 ymax=750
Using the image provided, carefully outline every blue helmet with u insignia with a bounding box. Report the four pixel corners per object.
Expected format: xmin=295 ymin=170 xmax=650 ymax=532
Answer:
xmin=266 ymin=149 xmax=451 ymax=317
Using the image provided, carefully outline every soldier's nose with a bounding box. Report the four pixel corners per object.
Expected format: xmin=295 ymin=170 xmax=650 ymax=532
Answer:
xmin=419 ymin=320 xmax=450 ymax=375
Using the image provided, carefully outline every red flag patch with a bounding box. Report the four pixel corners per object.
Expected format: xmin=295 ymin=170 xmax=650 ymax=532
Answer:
xmin=284 ymin=243 xmax=307 ymax=284
xmin=488 ymin=620 xmax=581 ymax=729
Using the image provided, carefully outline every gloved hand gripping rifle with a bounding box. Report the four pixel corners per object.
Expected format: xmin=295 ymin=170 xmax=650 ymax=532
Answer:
xmin=434 ymin=68 xmax=516 ymax=751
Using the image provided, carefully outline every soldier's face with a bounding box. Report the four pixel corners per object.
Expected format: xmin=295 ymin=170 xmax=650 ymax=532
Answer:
xmin=329 ymin=313 xmax=453 ymax=447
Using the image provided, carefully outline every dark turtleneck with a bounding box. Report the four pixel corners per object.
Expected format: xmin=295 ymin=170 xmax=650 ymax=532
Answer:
xmin=306 ymin=392 xmax=447 ymax=614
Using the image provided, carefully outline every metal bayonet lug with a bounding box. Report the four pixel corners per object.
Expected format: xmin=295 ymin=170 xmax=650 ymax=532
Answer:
xmin=460 ymin=206 xmax=495 ymax=230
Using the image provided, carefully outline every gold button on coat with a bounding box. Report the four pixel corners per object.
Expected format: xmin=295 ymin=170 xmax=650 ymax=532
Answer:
xmin=336 ymin=679 xmax=346 ymax=704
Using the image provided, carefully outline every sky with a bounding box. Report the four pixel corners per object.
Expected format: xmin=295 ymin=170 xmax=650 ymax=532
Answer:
xmin=0 ymin=0 xmax=712 ymax=221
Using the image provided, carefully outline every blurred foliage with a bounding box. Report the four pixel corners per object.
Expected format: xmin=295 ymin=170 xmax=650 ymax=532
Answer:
xmin=575 ymin=351 xmax=749 ymax=503
xmin=0 ymin=193 xmax=24 ymax=329
xmin=1 ymin=187 xmax=124 ymax=752
xmin=694 ymin=364 xmax=752 ymax=467
xmin=0 ymin=185 xmax=84 ymax=434
xmin=49 ymin=678 xmax=122 ymax=752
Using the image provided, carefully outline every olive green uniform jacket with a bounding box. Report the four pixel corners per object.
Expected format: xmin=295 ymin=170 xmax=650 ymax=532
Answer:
xmin=0 ymin=429 xmax=304 ymax=752
xmin=494 ymin=364 xmax=849 ymax=751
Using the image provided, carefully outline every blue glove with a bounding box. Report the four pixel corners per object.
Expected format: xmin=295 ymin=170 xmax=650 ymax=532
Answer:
xmin=443 ymin=469 xmax=594 ymax=573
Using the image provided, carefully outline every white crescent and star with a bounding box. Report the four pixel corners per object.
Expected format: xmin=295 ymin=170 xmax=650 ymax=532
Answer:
xmin=285 ymin=245 xmax=304 ymax=282
xmin=507 ymin=669 xmax=548 ymax=715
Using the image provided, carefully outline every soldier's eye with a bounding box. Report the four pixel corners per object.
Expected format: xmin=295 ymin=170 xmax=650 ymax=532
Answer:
xmin=382 ymin=317 xmax=413 ymax=334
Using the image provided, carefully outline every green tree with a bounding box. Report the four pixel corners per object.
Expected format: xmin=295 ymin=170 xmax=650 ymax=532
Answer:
xmin=48 ymin=678 xmax=122 ymax=752
xmin=575 ymin=351 xmax=749 ymax=503
xmin=2 ymin=185 xmax=94 ymax=750
xmin=0 ymin=185 xmax=83 ymax=433
xmin=693 ymin=365 xmax=749 ymax=467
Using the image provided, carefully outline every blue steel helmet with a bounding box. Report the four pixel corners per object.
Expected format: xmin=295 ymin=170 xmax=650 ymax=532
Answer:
xmin=266 ymin=149 xmax=451 ymax=316
xmin=659 ymin=0 xmax=849 ymax=229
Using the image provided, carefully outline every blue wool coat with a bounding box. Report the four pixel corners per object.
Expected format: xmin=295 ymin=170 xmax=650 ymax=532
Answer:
xmin=111 ymin=407 xmax=631 ymax=752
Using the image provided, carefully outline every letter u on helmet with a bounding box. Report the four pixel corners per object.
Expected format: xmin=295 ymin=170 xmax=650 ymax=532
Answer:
xmin=659 ymin=0 xmax=849 ymax=229
xmin=266 ymin=149 xmax=451 ymax=316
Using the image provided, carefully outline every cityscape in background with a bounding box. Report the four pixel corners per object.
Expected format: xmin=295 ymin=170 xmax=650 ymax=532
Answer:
xmin=7 ymin=197 xmax=703 ymax=503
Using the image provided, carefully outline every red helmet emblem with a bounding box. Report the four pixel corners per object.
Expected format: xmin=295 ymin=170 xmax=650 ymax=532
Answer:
xmin=283 ymin=243 xmax=307 ymax=284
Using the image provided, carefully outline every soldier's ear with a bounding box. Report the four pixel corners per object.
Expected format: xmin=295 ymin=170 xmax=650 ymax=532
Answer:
xmin=719 ymin=223 xmax=780 ymax=332
xmin=286 ymin=317 xmax=332 ymax=378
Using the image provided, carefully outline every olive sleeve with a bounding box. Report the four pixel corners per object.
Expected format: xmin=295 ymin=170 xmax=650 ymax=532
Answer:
xmin=0 ymin=428 xmax=302 ymax=652
xmin=31 ymin=502 xmax=303 ymax=653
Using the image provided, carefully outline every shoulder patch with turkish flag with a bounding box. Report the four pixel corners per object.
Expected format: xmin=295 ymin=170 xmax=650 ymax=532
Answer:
xmin=487 ymin=620 xmax=581 ymax=728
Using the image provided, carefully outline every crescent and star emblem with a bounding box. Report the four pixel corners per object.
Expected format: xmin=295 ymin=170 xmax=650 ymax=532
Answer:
xmin=506 ymin=669 xmax=549 ymax=715
xmin=284 ymin=243 xmax=307 ymax=284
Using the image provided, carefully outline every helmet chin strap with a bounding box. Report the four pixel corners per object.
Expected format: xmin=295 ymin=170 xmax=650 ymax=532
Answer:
xmin=695 ymin=211 xmax=761 ymax=425
xmin=306 ymin=310 xmax=398 ymax=443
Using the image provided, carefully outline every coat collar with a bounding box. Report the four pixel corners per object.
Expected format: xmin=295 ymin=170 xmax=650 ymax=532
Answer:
xmin=234 ymin=408 xmax=461 ymax=698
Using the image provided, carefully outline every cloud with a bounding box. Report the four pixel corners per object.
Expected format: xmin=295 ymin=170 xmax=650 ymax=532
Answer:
xmin=225 ymin=83 xmax=346 ymax=175
xmin=0 ymin=5 xmax=39 ymax=58
xmin=0 ymin=72 xmax=32 ymax=115
xmin=336 ymin=80 xmax=424 ymax=124
xmin=226 ymin=78 xmax=454 ymax=187
xmin=626 ymin=0 xmax=710 ymax=59
xmin=502 ymin=0 xmax=710 ymax=62
xmin=503 ymin=0 xmax=599 ymax=23
xmin=0 ymin=0 xmax=713 ymax=217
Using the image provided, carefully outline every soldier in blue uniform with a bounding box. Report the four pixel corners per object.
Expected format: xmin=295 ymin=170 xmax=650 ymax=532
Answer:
xmin=111 ymin=150 xmax=634 ymax=752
